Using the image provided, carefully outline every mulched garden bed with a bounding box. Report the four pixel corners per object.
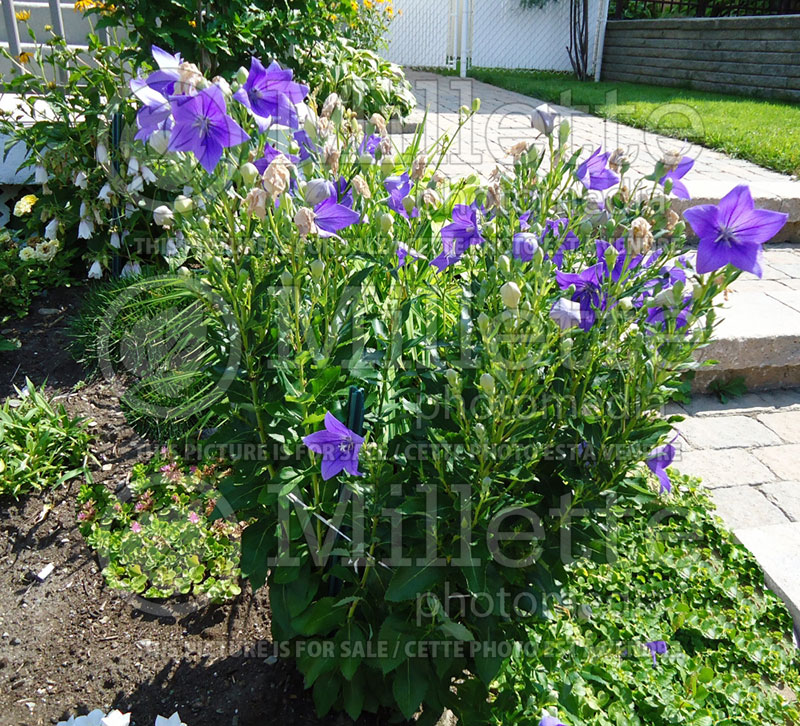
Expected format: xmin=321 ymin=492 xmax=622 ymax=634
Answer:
xmin=0 ymin=285 xmax=376 ymax=726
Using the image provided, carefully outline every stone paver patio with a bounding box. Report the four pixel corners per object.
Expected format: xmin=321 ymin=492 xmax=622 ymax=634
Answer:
xmin=671 ymin=390 xmax=800 ymax=626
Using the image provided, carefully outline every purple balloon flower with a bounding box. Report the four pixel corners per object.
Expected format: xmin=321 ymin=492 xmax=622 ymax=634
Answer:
xmin=645 ymin=295 xmax=692 ymax=333
xmin=543 ymin=217 xmax=580 ymax=268
xmin=645 ymin=640 xmax=668 ymax=666
xmin=168 ymin=85 xmax=250 ymax=173
xmin=550 ymin=298 xmax=582 ymax=330
xmin=646 ymin=443 xmax=676 ymax=494
xmin=141 ymin=45 xmax=183 ymax=96
xmin=130 ymin=80 xmax=173 ymax=143
xmin=397 ymin=242 xmax=421 ymax=268
xmin=659 ymin=156 xmax=694 ymax=200
xmin=294 ymin=130 xmax=321 ymax=161
xmin=312 ymin=197 xmax=361 ymax=237
xmin=303 ymin=412 xmax=364 ymax=480
xmin=555 ymin=263 xmax=607 ymax=331
xmin=539 ymin=717 xmax=567 ymax=726
xmin=512 ymin=232 xmax=539 ymax=262
xmin=359 ymin=133 xmax=382 ymax=157
xmin=518 ymin=210 xmax=532 ymax=231
xmin=384 ymin=173 xmax=419 ymax=219
xmin=576 ymin=147 xmax=619 ymax=191
xmin=233 ymin=57 xmax=309 ymax=132
xmin=683 ymin=185 xmax=788 ymax=278
xmin=430 ymin=204 xmax=484 ymax=271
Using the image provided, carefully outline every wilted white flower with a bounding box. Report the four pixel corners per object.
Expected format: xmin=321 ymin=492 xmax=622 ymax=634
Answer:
xmin=661 ymin=150 xmax=683 ymax=172
xmin=19 ymin=246 xmax=36 ymax=262
xmin=486 ymin=182 xmax=502 ymax=209
xmin=379 ymin=136 xmax=393 ymax=158
xmin=320 ymin=92 xmax=340 ymax=118
xmin=369 ymin=112 xmax=387 ymax=135
xmin=500 ymin=281 xmax=521 ymax=309
xmin=95 ymin=143 xmax=108 ymax=165
xmin=74 ymin=171 xmax=88 ymax=189
xmin=666 ymin=207 xmax=680 ymax=232
xmin=422 ymin=188 xmax=440 ymax=207
xmin=323 ymin=143 xmax=340 ymax=174
xmin=44 ymin=218 xmax=58 ymax=240
xmin=608 ymin=147 xmax=629 ymax=173
xmin=153 ymin=205 xmax=174 ymax=227
xmin=263 ymin=156 xmax=293 ymax=200
xmin=431 ymin=170 xmax=446 ymax=187
xmin=121 ymin=261 xmax=141 ymax=278
xmin=174 ymin=61 xmax=204 ymax=95
xmin=212 ymin=75 xmax=231 ymax=98
xmin=35 ymin=240 xmax=59 ymax=261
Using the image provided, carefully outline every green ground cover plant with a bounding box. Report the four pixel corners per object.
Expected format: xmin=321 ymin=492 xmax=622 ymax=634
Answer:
xmin=0 ymin=379 xmax=93 ymax=498
xmin=468 ymin=68 xmax=800 ymax=176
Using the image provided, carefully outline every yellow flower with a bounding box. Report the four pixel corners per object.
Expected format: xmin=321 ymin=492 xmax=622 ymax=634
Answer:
xmin=13 ymin=194 xmax=38 ymax=216
xmin=364 ymin=0 xmax=373 ymax=7
xmin=15 ymin=10 xmax=31 ymax=21
xmin=188 ymin=19 xmax=196 ymax=27
xmin=74 ymin=0 xmax=98 ymax=12
xmin=17 ymin=52 xmax=32 ymax=64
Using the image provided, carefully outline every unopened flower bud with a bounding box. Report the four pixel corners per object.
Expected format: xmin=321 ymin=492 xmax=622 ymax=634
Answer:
xmin=149 ymin=129 xmax=170 ymax=155
xmin=305 ymin=178 xmax=336 ymax=207
xmin=604 ymin=244 xmax=619 ymax=272
xmin=153 ymin=205 xmax=174 ymax=227
xmin=477 ymin=312 xmax=490 ymax=334
xmin=174 ymin=194 xmax=193 ymax=214
xmin=280 ymin=269 xmax=294 ymax=286
xmin=472 ymin=98 xmax=481 ymax=113
xmin=500 ymin=281 xmax=521 ymax=309
xmin=380 ymin=212 xmax=394 ymax=235
xmin=236 ymin=66 xmax=249 ymax=85
xmin=310 ymin=259 xmax=325 ymax=279
xmin=240 ymin=162 xmax=259 ymax=187
xmin=445 ymin=369 xmax=459 ymax=387
xmin=480 ymin=373 xmax=495 ymax=395
xmin=498 ymin=254 xmax=512 ymax=276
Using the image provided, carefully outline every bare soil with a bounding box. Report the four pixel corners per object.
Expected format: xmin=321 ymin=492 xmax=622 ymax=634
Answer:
xmin=0 ymin=287 xmax=382 ymax=726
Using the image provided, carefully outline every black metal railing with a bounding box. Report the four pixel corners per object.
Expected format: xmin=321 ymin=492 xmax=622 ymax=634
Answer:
xmin=610 ymin=0 xmax=800 ymax=19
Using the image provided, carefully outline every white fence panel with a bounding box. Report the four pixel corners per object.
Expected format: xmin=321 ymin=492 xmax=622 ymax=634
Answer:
xmin=383 ymin=0 xmax=457 ymax=69
xmin=471 ymin=0 xmax=602 ymax=72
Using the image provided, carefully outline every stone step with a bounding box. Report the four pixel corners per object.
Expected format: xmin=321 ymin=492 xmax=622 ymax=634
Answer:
xmin=694 ymin=245 xmax=800 ymax=393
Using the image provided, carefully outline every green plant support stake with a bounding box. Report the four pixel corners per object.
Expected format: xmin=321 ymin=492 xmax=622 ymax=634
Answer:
xmin=111 ymin=112 xmax=123 ymax=278
xmin=327 ymin=385 xmax=365 ymax=595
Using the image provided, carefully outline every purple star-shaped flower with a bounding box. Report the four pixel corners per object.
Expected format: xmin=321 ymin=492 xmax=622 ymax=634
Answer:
xmin=303 ymin=412 xmax=364 ymax=480
xmin=397 ymin=243 xmax=421 ymax=268
xmin=543 ymin=217 xmax=580 ymax=268
xmin=430 ymin=204 xmax=484 ymax=271
xmin=659 ymin=156 xmax=694 ymax=200
xmin=683 ymin=185 xmax=787 ymax=278
xmin=539 ymin=717 xmax=567 ymax=726
xmin=556 ymin=263 xmax=607 ymax=331
xmin=518 ymin=210 xmax=532 ymax=231
xmin=645 ymin=295 xmax=692 ymax=334
xmin=130 ymin=80 xmax=173 ymax=143
xmin=233 ymin=57 xmax=309 ymax=132
xmin=140 ymin=45 xmax=183 ymax=96
xmin=294 ymin=130 xmax=321 ymax=161
xmin=576 ymin=147 xmax=619 ymax=191
xmin=645 ymin=640 xmax=668 ymax=666
xmin=550 ymin=298 xmax=582 ymax=330
xmin=512 ymin=232 xmax=539 ymax=262
xmin=384 ymin=173 xmax=419 ymax=219
xmin=646 ymin=443 xmax=676 ymax=493
xmin=168 ymin=85 xmax=250 ymax=173
xmin=253 ymin=143 xmax=299 ymax=175
xmin=313 ymin=197 xmax=361 ymax=237
xmin=359 ymin=133 xmax=382 ymax=157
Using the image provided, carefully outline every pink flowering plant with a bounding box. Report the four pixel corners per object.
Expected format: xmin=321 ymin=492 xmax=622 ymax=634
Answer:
xmin=77 ymin=451 xmax=242 ymax=602
xmin=107 ymin=48 xmax=789 ymax=724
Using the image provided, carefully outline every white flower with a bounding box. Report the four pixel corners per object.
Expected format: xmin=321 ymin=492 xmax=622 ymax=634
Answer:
xmin=74 ymin=711 xmax=106 ymax=726
xmin=125 ymin=203 xmax=136 ymax=219
xmin=110 ymin=231 xmax=121 ymax=249
xmin=19 ymin=246 xmax=36 ymax=262
xmin=149 ymin=130 xmax=171 ymax=154
xmin=35 ymin=241 xmax=58 ymax=261
xmin=500 ymin=281 xmax=521 ymax=309
xmin=44 ymin=218 xmax=58 ymax=240
xmin=121 ymin=261 xmax=141 ymax=278
xmin=173 ymin=195 xmax=194 ymax=214
xmin=34 ymin=165 xmax=49 ymax=184
xmin=127 ymin=157 xmax=139 ymax=176
xmin=153 ymin=205 xmax=174 ymax=227
xmin=96 ymin=143 xmax=108 ymax=164
xmin=213 ymin=75 xmax=231 ymax=97
xmin=100 ymin=710 xmax=129 ymax=726
xmin=155 ymin=713 xmax=186 ymax=726
xmin=78 ymin=217 xmax=94 ymax=239
xmin=74 ymin=171 xmax=88 ymax=189
xmin=126 ymin=175 xmax=144 ymax=194
xmin=164 ymin=239 xmax=178 ymax=257
xmin=98 ymin=183 xmax=113 ymax=202
xmin=141 ymin=165 xmax=157 ymax=184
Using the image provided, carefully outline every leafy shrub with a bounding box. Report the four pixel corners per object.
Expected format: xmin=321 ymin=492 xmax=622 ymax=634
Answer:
xmin=77 ymin=450 xmax=243 ymax=602
xmin=307 ymin=40 xmax=416 ymax=119
xmin=0 ymin=379 xmax=93 ymax=498
xmin=494 ymin=472 xmax=800 ymax=725
xmin=105 ymin=47 xmax=783 ymax=723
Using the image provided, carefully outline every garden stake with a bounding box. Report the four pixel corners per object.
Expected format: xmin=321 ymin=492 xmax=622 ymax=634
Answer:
xmin=111 ymin=112 xmax=123 ymax=278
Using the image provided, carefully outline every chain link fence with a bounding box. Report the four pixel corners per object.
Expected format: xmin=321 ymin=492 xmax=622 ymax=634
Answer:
xmin=384 ymin=0 xmax=608 ymax=76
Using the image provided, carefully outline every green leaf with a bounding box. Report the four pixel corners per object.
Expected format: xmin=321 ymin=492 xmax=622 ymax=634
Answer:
xmin=392 ymin=659 xmax=428 ymax=720
xmin=240 ymin=518 xmax=274 ymax=590
xmin=385 ymin=563 xmax=443 ymax=602
xmin=292 ymin=596 xmax=346 ymax=636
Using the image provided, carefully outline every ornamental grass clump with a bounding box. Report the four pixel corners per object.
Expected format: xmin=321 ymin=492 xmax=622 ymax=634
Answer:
xmin=121 ymin=48 xmax=787 ymax=724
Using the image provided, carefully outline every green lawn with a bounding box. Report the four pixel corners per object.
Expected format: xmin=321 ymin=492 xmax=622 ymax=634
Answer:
xmin=468 ymin=68 xmax=800 ymax=176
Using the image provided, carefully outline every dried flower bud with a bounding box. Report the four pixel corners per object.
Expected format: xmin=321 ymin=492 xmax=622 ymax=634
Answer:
xmin=351 ymin=174 xmax=371 ymax=199
xmin=431 ymin=170 xmax=446 ymax=187
xmin=370 ymin=113 xmax=387 ymax=135
xmin=422 ymin=188 xmax=440 ymax=207
xmin=508 ymin=141 xmax=529 ymax=162
xmin=666 ymin=208 xmax=680 ymax=232
xmin=411 ymin=153 xmax=427 ymax=181
xmin=245 ymin=187 xmax=268 ymax=220
xmin=323 ymin=143 xmax=340 ymax=174
xmin=379 ymin=136 xmax=393 ymax=157
xmin=628 ymin=216 xmax=654 ymax=255
xmin=608 ymin=147 xmax=629 ymax=173
xmin=320 ymin=92 xmax=340 ymax=119
xmin=262 ymin=156 xmax=292 ymax=200
xmin=486 ymin=182 xmax=502 ymax=209
xmin=661 ymin=150 xmax=683 ymax=172
xmin=295 ymin=206 xmax=318 ymax=237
